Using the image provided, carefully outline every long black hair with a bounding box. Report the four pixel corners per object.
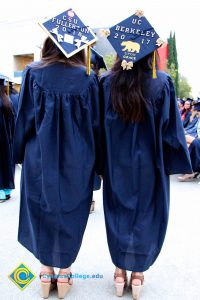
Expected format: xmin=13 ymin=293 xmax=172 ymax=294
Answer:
xmin=110 ymin=51 xmax=159 ymax=122
xmin=0 ymin=85 xmax=13 ymax=117
xmin=38 ymin=37 xmax=86 ymax=68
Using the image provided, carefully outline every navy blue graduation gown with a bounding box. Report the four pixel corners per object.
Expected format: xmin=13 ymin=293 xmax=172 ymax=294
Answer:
xmin=0 ymin=99 xmax=15 ymax=189
xmin=93 ymin=174 xmax=101 ymax=190
xmin=185 ymin=116 xmax=199 ymax=137
xmin=189 ymin=139 xmax=200 ymax=172
xmin=182 ymin=111 xmax=192 ymax=128
xmin=13 ymin=63 xmax=101 ymax=268
xmin=9 ymin=92 xmax=19 ymax=119
xmin=100 ymin=71 xmax=192 ymax=272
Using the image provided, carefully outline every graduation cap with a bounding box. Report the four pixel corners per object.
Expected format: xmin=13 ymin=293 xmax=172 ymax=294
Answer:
xmin=185 ymin=98 xmax=193 ymax=106
xmin=101 ymin=10 xmax=164 ymax=77
xmin=193 ymin=101 xmax=200 ymax=111
xmin=0 ymin=73 xmax=10 ymax=95
xmin=178 ymin=99 xmax=185 ymax=105
xmin=91 ymin=48 xmax=107 ymax=70
xmin=39 ymin=8 xmax=97 ymax=75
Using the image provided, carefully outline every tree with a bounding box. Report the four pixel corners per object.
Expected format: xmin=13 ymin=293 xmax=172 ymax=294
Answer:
xmin=104 ymin=53 xmax=115 ymax=70
xmin=167 ymin=31 xmax=179 ymax=96
xmin=173 ymin=32 xmax=179 ymax=96
xmin=178 ymin=75 xmax=192 ymax=99
xmin=167 ymin=31 xmax=173 ymax=68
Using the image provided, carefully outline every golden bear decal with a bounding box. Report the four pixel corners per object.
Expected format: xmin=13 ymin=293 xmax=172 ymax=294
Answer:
xmin=121 ymin=41 xmax=141 ymax=53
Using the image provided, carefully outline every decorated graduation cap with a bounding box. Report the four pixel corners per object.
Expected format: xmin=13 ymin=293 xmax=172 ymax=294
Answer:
xmin=100 ymin=10 xmax=164 ymax=78
xmin=91 ymin=48 xmax=107 ymax=70
xmin=38 ymin=8 xmax=97 ymax=75
xmin=0 ymin=73 xmax=10 ymax=95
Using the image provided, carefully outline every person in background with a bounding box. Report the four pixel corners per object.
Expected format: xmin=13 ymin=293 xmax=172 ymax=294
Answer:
xmin=178 ymin=101 xmax=200 ymax=181
xmin=100 ymin=10 xmax=192 ymax=299
xmin=177 ymin=98 xmax=184 ymax=113
xmin=9 ymin=81 xmax=19 ymax=119
xmin=90 ymin=47 xmax=107 ymax=213
xmin=184 ymin=100 xmax=200 ymax=137
xmin=180 ymin=98 xmax=192 ymax=128
xmin=0 ymin=74 xmax=15 ymax=202
xmin=13 ymin=9 xmax=102 ymax=299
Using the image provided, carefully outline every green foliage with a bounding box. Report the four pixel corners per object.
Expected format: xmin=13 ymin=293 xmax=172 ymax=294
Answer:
xmin=104 ymin=53 xmax=116 ymax=70
xmin=166 ymin=62 xmax=177 ymax=80
xmin=172 ymin=32 xmax=179 ymax=96
xmin=179 ymin=75 xmax=192 ymax=99
xmin=167 ymin=31 xmax=173 ymax=68
xmin=167 ymin=31 xmax=179 ymax=95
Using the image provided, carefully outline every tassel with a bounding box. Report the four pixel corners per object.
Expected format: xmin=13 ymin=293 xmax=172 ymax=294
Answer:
xmin=86 ymin=45 xmax=91 ymax=76
xmin=152 ymin=51 xmax=157 ymax=79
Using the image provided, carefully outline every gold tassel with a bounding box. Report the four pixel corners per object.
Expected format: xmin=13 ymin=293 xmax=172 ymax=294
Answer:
xmin=86 ymin=45 xmax=91 ymax=76
xmin=152 ymin=51 xmax=157 ymax=79
xmin=6 ymin=80 xmax=10 ymax=96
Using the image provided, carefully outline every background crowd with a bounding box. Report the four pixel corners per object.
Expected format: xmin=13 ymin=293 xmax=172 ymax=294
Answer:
xmin=177 ymin=97 xmax=200 ymax=181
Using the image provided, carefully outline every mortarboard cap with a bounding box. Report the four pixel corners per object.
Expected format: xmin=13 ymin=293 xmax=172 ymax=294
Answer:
xmin=39 ymin=8 xmax=97 ymax=74
xmin=103 ymin=10 xmax=164 ymax=76
xmin=178 ymin=99 xmax=185 ymax=105
xmin=0 ymin=73 xmax=8 ymax=85
xmin=193 ymin=101 xmax=200 ymax=111
xmin=0 ymin=73 xmax=10 ymax=95
xmin=91 ymin=48 xmax=107 ymax=70
xmin=185 ymin=98 xmax=193 ymax=105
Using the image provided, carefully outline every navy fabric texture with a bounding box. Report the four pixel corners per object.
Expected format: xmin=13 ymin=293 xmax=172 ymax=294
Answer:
xmin=0 ymin=97 xmax=15 ymax=189
xmin=185 ymin=116 xmax=199 ymax=137
xmin=93 ymin=174 xmax=101 ymax=191
xmin=189 ymin=139 xmax=200 ymax=172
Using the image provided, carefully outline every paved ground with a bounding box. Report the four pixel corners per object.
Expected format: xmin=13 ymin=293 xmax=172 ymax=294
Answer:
xmin=0 ymin=166 xmax=200 ymax=300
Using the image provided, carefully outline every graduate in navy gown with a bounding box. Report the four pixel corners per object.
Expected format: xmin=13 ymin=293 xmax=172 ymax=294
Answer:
xmin=0 ymin=75 xmax=15 ymax=202
xmin=9 ymin=81 xmax=19 ymax=119
xmin=100 ymin=10 xmax=192 ymax=299
xmin=188 ymin=138 xmax=200 ymax=173
xmin=178 ymin=101 xmax=200 ymax=181
xmin=184 ymin=99 xmax=200 ymax=137
xmin=180 ymin=99 xmax=192 ymax=128
xmin=13 ymin=8 xmax=101 ymax=299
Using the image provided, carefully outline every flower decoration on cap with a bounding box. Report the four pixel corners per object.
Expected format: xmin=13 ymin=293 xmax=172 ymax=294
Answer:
xmin=135 ymin=10 xmax=144 ymax=18
xmin=99 ymin=29 xmax=110 ymax=37
xmin=121 ymin=60 xmax=133 ymax=70
xmin=156 ymin=38 xmax=165 ymax=47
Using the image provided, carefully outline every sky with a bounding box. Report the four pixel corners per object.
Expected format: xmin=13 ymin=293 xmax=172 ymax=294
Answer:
xmin=0 ymin=0 xmax=200 ymax=96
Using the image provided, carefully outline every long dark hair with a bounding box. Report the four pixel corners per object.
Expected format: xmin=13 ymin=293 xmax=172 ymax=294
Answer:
xmin=110 ymin=51 xmax=158 ymax=122
xmin=37 ymin=37 xmax=86 ymax=68
xmin=0 ymin=85 xmax=13 ymax=117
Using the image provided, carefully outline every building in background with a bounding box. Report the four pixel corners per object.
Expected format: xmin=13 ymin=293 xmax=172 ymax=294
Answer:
xmin=0 ymin=17 xmax=46 ymax=85
xmin=157 ymin=44 xmax=168 ymax=71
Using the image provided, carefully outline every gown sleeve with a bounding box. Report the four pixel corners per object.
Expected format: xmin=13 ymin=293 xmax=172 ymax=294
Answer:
xmin=13 ymin=67 xmax=35 ymax=164
xmin=160 ymin=76 xmax=192 ymax=175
